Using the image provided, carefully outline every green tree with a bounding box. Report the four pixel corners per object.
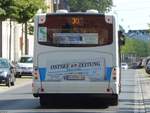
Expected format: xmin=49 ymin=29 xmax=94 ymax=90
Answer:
xmin=0 ymin=0 xmax=18 ymax=20
xmin=14 ymin=0 xmax=46 ymax=54
xmin=121 ymin=37 xmax=150 ymax=57
xmin=68 ymin=0 xmax=113 ymax=13
xmin=145 ymin=41 xmax=150 ymax=56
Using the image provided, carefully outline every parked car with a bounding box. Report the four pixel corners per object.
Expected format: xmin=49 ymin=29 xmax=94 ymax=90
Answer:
xmin=0 ymin=58 xmax=16 ymax=87
xmin=130 ymin=62 xmax=143 ymax=69
xmin=145 ymin=59 xmax=150 ymax=74
xmin=121 ymin=62 xmax=128 ymax=70
xmin=130 ymin=62 xmax=138 ymax=69
xmin=15 ymin=55 xmax=33 ymax=78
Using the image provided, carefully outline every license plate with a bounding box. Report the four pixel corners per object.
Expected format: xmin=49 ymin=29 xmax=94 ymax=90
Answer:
xmin=65 ymin=74 xmax=85 ymax=80
xmin=23 ymin=69 xmax=31 ymax=72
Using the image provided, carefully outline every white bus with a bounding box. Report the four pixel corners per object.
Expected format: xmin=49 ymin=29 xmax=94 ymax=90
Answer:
xmin=32 ymin=10 xmax=123 ymax=106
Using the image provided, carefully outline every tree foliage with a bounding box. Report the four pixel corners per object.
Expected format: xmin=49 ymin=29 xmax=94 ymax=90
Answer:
xmin=0 ymin=0 xmax=18 ymax=20
xmin=0 ymin=0 xmax=46 ymax=23
xmin=121 ymin=37 xmax=150 ymax=57
xmin=14 ymin=0 xmax=46 ymax=23
xmin=68 ymin=0 xmax=113 ymax=13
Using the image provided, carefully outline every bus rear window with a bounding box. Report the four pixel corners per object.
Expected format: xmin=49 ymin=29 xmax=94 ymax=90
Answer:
xmin=37 ymin=14 xmax=113 ymax=47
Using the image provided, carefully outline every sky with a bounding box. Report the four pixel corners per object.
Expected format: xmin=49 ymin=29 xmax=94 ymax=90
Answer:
xmin=112 ymin=0 xmax=150 ymax=31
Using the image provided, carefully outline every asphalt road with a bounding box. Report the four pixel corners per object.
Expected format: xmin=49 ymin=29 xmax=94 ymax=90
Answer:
xmin=0 ymin=69 xmax=149 ymax=113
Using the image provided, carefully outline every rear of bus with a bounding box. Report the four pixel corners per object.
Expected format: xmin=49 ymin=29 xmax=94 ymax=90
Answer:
xmin=32 ymin=11 xmax=120 ymax=106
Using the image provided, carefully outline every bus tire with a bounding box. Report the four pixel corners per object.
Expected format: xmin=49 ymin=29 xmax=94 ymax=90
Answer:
xmin=110 ymin=94 xmax=118 ymax=106
xmin=40 ymin=97 xmax=46 ymax=107
xmin=40 ymin=95 xmax=49 ymax=107
xmin=33 ymin=93 xmax=39 ymax=97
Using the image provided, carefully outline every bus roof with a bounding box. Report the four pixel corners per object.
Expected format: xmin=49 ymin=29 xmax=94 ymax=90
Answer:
xmin=36 ymin=12 xmax=106 ymax=16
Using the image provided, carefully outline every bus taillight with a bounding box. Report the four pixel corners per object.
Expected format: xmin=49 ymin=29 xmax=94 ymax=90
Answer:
xmin=33 ymin=70 xmax=39 ymax=80
xmin=112 ymin=68 xmax=116 ymax=80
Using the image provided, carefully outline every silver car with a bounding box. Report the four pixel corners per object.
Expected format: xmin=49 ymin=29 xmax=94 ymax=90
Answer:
xmin=15 ymin=55 xmax=33 ymax=78
xmin=0 ymin=58 xmax=16 ymax=87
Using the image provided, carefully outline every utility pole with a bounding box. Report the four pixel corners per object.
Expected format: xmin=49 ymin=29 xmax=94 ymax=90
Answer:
xmin=9 ymin=20 xmax=12 ymax=60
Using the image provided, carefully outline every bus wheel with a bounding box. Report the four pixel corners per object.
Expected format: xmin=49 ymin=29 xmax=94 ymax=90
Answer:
xmin=40 ymin=95 xmax=49 ymax=107
xmin=110 ymin=94 xmax=118 ymax=106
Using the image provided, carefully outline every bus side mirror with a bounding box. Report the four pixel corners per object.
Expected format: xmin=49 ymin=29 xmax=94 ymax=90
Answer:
xmin=118 ymin=31 xmax=125 ymax=45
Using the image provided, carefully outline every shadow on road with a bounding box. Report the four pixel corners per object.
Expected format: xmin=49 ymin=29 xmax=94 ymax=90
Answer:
xmin=0 ymin=98 xmax=109 ymax=110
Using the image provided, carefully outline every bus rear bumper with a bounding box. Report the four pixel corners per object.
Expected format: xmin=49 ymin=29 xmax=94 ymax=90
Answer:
xmin=38 ymin=93 xmax=118 ymax=106
xmin=32 ymin=81 xmax=119 ymax=96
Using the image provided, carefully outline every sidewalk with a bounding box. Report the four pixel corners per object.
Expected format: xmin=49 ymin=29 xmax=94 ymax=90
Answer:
xmin=137 ymin=69 xmax=150 ymax=112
